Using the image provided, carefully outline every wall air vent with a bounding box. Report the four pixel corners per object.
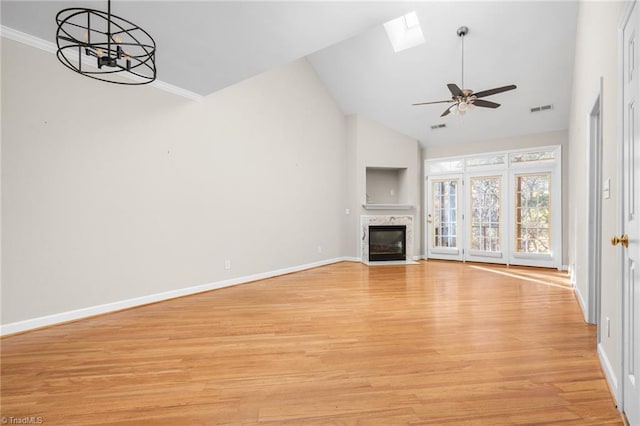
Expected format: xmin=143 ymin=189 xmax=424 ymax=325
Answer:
xmin=530 ymin=104 xmax=554 ymax=113
xmin=430 ymin=123 xmax=447 ymax=130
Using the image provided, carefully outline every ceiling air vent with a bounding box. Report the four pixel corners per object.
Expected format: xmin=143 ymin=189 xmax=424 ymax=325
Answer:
xmin=530 ymin=104 xmax=554 ymax=113
xmin=430 ymin=123 xmax=447 ymax=130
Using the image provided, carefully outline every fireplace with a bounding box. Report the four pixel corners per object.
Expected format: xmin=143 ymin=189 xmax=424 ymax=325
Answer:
xmin=368 ymin=225 xmax=406 ymax=261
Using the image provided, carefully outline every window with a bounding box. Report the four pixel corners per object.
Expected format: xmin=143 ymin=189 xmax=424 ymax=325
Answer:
xmin=426 ymin=145 xmax=561 ymax=267
xmin=383 ymin=12 xmax=425 ymax=53
xmin=466 ymin=155 xmax=505 ymax=168
xmin=515 ymin=173 xmax=551 ymax=253
xmin=425 ymin=146 xmax=562 ymax=268
xmin=432 ymin=180 xmax=458 ymax=248
xmin=510 ymin=150 xmax=555 ymax=164
xmin=470 ymin=176 xmax=501 ymax=252
xmin=426 ymin=159 xmax=464 ymax=174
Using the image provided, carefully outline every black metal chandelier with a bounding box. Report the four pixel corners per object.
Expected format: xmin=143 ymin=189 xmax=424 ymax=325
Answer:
xmin=56 ymin=0 xmax=156 ymax=85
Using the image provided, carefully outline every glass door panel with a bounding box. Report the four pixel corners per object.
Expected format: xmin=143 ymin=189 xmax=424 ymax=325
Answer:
xmin=427 ymin=176 xmax=463 ymax=260
xmin=509 ymin=171 xmax=558 ymax=268
xmin=514 ymin=173 xmax=551 ymax=254
xmin=466 ymin=174 xmax=505 ymax=263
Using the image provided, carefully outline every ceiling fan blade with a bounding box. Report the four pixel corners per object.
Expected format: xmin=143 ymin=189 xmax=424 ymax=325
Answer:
xmin=473 ymin=99 xmax=501 ymax=108
xmin=413 ymin=100 xmax=454 ymax=106
xmin=473 ymin=84 xmax=517 ymax=99
xmin=441 ymin=106 xmax=452 ymax=117
xmin=447 ymin=83 xmax=464 ymax=97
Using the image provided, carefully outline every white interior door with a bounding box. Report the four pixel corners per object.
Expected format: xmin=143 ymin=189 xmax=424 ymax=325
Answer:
xmin=621 ymin=2 xmax=640 ymax=422
xmin=427 ymin=175 xmax=463 ymax=261
xmin=465 ymin=172 xmax=507 ymax=264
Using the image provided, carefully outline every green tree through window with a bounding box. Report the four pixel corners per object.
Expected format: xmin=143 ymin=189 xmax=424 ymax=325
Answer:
xmin=470 ymin=176 xmax=501 ymax=252
xmin=515 ymin=174 xmax=551 ymax=253
xmin=433 ymin=180 xmax=457 ymax=248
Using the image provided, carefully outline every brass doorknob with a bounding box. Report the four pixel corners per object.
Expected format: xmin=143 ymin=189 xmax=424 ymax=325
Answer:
xmin=611 ymin=234 xmax=629 ymax=248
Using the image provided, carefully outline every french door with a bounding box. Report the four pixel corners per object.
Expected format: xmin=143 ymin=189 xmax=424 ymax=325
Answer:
xmin=509 ymin=169 xmax=557 ymax=268
xmin=426 ymin=175 xmax=463 ymax=261
xmin=425 ymin=147 xmax=561 ymax=268
xmin=465 ymin=172 xmax=507 ymax=263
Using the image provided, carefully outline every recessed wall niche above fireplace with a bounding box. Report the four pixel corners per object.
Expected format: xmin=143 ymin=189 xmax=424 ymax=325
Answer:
xmin=363 ymin=167 xmax=413 ymax=210
xmin=361 ymin=215 xmax=414 ymax=264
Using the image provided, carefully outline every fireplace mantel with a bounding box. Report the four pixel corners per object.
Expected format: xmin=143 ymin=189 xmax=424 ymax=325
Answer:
xmin=362 ymin=204 xmax=414 ymax=210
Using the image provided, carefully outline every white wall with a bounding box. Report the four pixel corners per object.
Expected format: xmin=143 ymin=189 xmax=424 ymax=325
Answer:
xmin=1 ymin=38 xmax=348 ymax=325
xmin=424 ymin=130 xmax=569 ymax=266
xmin=424 ymin=130 xmax=567 ymax=158
xmin=344 ymin=115 xmax=422 ymax=259
xmin=567 ymin=0 xmax=625 ymax=401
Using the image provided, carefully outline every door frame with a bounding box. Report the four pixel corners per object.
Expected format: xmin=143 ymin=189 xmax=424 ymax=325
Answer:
xmin=464 ymin=170 xmax=508 ymax=264
xmin=507 ymin=163 xmax=562 ymax=269
xmin=588 ymin=78 xmax=604 ymax=328
xmin=426 ymin=174 xmax=464 ymax=261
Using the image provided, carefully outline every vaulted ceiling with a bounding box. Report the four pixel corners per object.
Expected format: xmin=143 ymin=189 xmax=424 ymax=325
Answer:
xmin=1 ymin=1 xmax=578 ymax=147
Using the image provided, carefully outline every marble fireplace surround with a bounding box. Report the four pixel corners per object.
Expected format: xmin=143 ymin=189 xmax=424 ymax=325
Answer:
xmin=361 ymin=215 xmax=415 ymax=264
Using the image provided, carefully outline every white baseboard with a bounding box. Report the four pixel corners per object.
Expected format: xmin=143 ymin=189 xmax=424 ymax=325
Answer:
xmin=597 ymin=343 xmax=621 ymax=409
xmin=559 ymin=264 xmax=569 ymax=271
xmin=0 ymin=257 xmax=347 ymax=336
xmin=569 ymin=265 xmax=576 ymax=286
xmin=574 ymin=286 xmax=588 ymax=322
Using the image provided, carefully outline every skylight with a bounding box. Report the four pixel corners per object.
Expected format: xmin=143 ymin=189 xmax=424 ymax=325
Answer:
xmin=383 ymin=11 xmax=425 ymax=53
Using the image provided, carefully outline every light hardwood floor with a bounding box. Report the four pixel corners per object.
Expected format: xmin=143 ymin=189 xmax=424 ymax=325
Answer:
xmin=1 ymin=261 xmax=623 ymax=425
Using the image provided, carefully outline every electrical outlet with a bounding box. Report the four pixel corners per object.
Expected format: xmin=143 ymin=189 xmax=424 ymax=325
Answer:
xmin=607 ymin=317 xmax=611 ymax=338
xmin=345 ymin=208 xmax=350 ymax=215
xmin=224 ymin=260 xmax=231 ymax=270
xmin=317 ymin=246 xmax=323 ymax=254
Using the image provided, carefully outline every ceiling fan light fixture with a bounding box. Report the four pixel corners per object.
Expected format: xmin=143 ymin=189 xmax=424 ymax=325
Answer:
xmin=412 ymin=25 xmax=517 ymax=117
xmin=55 ymin=0 xmax=156 ymax=85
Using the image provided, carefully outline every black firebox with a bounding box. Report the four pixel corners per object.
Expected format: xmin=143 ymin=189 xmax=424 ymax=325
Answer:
xmin=368 ymin=225 xmax=406 ymax=261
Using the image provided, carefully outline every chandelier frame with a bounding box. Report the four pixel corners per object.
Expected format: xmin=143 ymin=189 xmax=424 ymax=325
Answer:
xmin=56 ymin=0 xmax=156 ymax=85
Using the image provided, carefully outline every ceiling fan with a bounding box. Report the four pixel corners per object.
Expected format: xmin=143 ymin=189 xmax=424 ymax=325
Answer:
xmin=413 ymin=26 xmax=517 ymax=117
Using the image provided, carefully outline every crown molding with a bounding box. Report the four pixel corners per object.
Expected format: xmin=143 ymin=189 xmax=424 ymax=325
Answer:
xmin=150 ymin=79 xmax=204 ymax=102
xmin=1 ymin=25 xmax=56 ymax=54
xmin=1 ymin=25 xmax=204 ymax=102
